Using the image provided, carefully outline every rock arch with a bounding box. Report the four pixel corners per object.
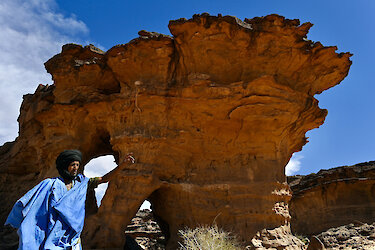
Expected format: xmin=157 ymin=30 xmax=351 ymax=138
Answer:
xmin=0 ymin=14 xmax=351 ymax=249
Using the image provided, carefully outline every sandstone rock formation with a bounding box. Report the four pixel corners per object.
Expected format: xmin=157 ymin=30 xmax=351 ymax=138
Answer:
xmin=0 ymin=14 xmax=351 ymax=249
xmin=125 ymin=209 xmax=165 ymax=249
xmin=289 ymin=161 xmax=375 ymax=236
xmin=249 ymin=225 xmax=307 ymax=249
xmin=313 ymin=222 xmax=375 ymax=249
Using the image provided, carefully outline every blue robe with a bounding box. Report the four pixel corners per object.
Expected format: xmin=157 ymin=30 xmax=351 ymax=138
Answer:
xmin=5 ymin=174 xmax=89 ymax=249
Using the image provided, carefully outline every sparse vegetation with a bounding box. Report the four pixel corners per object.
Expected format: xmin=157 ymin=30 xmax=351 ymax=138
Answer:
xmin=295 ymin=234 xmax=310 ymax=245
xmin=178 ymin=224 xmax=242 ymax=250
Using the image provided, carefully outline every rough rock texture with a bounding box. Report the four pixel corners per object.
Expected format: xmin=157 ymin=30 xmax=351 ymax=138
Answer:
xmin=125 ymin=209 xmax=166 ymax=249
xmin=289 ymin=161 xmax=375 ymax=236
xmin=249 ymin=225 xmax=307 ymax=249
xmin=306 ymin=236 xmax=325 ymax=250
xmin=314 ymin=223 xmax=375 ymax=249
xmin=0 ymin=14 xmax=351 ymax=249
xmin=0 ymin=226 xmax=18 ymax=250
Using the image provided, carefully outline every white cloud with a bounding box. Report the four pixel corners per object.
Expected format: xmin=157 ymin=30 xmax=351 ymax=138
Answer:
xmin=0 ymin=0 xmax=88 ymax=144
xmin=84 ymin=155 xmax=118 ymax=177
xmin=94 ymin=183 xmax=109 ymax=207
xmin=84 ymin=155 xmax=117 ymax=207
xmin=285 ymin=154 xmax=303 ymax=176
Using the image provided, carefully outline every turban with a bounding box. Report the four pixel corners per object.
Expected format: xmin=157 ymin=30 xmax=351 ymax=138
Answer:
xmin=56 ymin=150 xmax=82 ymax=180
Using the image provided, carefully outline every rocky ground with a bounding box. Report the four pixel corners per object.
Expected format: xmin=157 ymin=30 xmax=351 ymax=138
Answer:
xmin=125 ymin=209 xmax=166 ymax=249
xmin=312 ymin=223 xmax=375 ymax=249
xmin=127 ymin=210 xmax=375 ymax=249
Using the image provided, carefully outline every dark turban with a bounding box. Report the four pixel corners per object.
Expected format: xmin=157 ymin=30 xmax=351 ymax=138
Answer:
xmin=56 ymin=149 xmax=82 ymax=180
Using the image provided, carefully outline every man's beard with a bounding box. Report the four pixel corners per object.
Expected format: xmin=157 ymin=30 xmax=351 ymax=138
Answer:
xmin=58 ymin=168 xmax=78 ymax=181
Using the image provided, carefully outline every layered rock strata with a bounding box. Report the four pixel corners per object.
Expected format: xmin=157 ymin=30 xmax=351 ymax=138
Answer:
xmin=289 ymin=161 xmax=375 ymax=236
xmin=125 ymin=209 xmax=165 ymax=249
xmin=0 ymin=14 xmax=351 ymax=249
xmin=249 ymin=225 xmax=307 ymax=249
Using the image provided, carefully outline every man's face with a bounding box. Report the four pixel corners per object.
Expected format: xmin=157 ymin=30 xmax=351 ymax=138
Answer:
xmin=68 ymin=161 xmax=80 ymax=177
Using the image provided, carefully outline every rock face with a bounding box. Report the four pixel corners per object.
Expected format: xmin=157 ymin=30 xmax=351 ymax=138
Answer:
xmin=249 ymin=225 xmax=307 ymax=249
xmin=314 ymin=223 xmax=375 ymax=249
xmin=125 ymin=209 xmax=166 ymax=249
xmin=0 ymin=14 xmax=351 ymax=249
xmin=289 ymin=161 xmax=375 ymax=236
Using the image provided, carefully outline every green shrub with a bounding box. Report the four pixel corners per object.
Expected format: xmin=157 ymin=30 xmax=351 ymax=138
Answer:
xmin=178 ymin=224 xmax=242 ymax=250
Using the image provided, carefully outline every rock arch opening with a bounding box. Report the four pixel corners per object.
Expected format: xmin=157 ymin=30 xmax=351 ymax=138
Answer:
xmin=125 ymin=200 xmax=168 ymax=249
xmin=84 ymin=154 xmax=117 ymax=207
xmin=83 ymin=155 xmax=165 ymax=248
xmin=123 ymin=189 xmax=173 ymax=249
xmin=84 ymin=155 xmax=154 ymax=210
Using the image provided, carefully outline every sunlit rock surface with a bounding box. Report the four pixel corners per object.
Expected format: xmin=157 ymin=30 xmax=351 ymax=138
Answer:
xmin=125 ymin=209 xmax=165 ymax=249
xmin=289 ymin=161 xmax=375 ymax=236
xmin=0 ymin=14 xmax=351 ymax=249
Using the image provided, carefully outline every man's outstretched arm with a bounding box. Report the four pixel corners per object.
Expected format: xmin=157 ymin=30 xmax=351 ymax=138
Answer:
xmin=97 ymin=154 xmax=135 ymax=184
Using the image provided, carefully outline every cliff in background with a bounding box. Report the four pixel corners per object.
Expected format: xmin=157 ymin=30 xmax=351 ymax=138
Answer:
xmin=289 ymin=161 xmax=375 ymax=236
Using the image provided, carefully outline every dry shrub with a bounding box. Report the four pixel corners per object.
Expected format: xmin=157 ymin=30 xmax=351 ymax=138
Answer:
xmin=178 ymin=224 xmax=242 ymax=250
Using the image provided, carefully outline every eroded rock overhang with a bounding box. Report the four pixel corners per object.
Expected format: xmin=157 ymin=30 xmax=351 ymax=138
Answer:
xmin=0 ymin=14 xmax=351 ymax=249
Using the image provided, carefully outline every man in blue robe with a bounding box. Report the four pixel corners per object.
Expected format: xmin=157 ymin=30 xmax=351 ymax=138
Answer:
xmin=5 ymin=150 xmax=134 ymax=249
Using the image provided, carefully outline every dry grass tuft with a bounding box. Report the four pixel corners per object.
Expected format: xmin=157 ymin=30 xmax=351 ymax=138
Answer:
xmin=178 ymin=224 xmax=242 ymax=250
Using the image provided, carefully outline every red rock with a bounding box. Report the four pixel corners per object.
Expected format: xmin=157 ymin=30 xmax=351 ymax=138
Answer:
xmin=307 ymin=236 xmax=325 ymax=250
xmin=0 ymin=14 xmax=351 ymax=249
xmin=289 ymin=161 xmax=375 ymax=237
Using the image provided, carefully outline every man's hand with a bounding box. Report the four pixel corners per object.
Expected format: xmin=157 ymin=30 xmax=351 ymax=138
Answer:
xmin=99 ymin=153 xmax=136 ymax=184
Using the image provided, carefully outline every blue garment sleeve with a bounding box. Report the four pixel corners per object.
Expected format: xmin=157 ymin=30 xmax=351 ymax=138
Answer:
xmin=5 ymin=179 xmax=54 ymax=229
xmin=5 ymin=175 xmax=90 ymax=249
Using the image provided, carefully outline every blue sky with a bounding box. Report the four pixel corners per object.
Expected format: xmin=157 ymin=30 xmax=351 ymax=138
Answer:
xmin=1 ymin=0 xmax=374 ymax=180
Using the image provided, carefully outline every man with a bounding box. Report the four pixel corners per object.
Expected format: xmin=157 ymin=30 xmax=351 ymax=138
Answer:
xmin=5 ymin=149 xmax=135 ymax=249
